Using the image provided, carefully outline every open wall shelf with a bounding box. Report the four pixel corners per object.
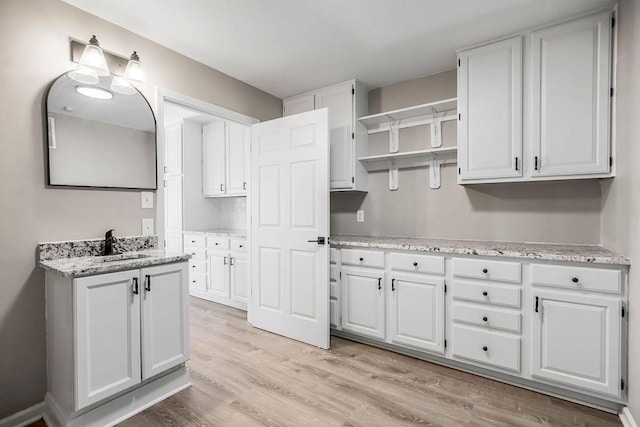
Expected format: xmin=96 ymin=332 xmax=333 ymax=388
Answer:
xmin=358 ymin=98 xmax=457 ymax=133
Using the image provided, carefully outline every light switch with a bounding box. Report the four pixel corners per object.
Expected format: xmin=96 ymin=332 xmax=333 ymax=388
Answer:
xmin=141 ymin=192 xmax=154 ymax=209
xmin=356 ymin=210 xmax=365 ymax=223
xmin=142 ymin=218 xmax=154 ymax=236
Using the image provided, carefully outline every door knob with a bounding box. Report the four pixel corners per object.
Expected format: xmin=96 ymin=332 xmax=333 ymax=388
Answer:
xmin=307 ymin=237 xmax=326 ymax=245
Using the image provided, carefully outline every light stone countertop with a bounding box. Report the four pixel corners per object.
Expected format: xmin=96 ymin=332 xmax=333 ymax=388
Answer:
xmin=184 ymin=229 xmax=247 ymax=238
xmin=39 ymin=249 xmax=192 ymax=278
xmin=330 ymin=234 xmax=630 ymax=266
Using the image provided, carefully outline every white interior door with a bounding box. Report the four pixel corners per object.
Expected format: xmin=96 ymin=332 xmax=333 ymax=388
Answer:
xmin=250 ymin=108 xmax=330 ymax=349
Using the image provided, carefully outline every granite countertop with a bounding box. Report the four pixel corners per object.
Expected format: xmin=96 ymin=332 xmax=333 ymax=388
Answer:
xmin=39 ymin=249 xmax=191 ymax=278
xmin=185 ymin=229 xmax=247 ymax=238
xmin=330 ymin=234 xmax=630 ymax=266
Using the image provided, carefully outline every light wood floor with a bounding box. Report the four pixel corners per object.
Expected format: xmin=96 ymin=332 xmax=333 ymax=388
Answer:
xmin=34 ymin=297 xmax=622 ymax=426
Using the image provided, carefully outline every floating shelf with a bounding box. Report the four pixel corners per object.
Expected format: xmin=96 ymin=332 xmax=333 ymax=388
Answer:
xmin=358 ymin=147 xmax=457 ymax=190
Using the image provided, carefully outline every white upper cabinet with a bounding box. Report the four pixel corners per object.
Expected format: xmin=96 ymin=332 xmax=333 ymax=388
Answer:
xmin=165 ymin=122 xmax=183 ymax=176
xmin=458 ymin=36 xmax=523 ymax=181
xmin=203 ymin=120 xmax=249 ymax=197
xmin=531 ymin=12 xmax=612 ymax=177
xmin=283 ymin=80 xmax=368 ymax=192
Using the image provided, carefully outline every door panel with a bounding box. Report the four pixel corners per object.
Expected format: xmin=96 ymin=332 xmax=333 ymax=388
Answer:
xmin=164 ymin=176 xmax=182 ymax=232
xmin=208 ymin=252 xmax=230 ymax=299
xmin=231 ymin=255 xmax=248 ymax=304
xmin=341 ymin=267 xmax=385 ymax=340
xmin=141 ymin=263 xmax=189 ymax=379
xmin=165 ymin=122 xmax=183 ymax=176
xmin=250 ymin=108 xmax=330 ymax=349
xmin=283 ymin=93 xmax=315 ymax=117
xmin=227 ymin=121 xmax=249 ymax=195
xmin=75 ymin=271 xmax=141 ymax=410
xmin=203 ymin=121 xmax=226 ymax=196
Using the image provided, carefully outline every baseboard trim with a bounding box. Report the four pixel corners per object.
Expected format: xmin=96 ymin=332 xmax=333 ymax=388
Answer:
xmin=190 ymin=290 xmax=247 ymax=311
xmin=0 ymin=402 xmax=46 ymax=427
xmin=620 ymin=407 xmax=638 ymax=427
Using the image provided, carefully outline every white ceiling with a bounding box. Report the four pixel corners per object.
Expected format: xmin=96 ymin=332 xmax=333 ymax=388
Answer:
xmin=62 ymin=0 xmax=616 ymax=99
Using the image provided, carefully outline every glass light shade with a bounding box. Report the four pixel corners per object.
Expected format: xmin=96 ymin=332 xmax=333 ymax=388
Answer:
xmin=67 ymin=65 xmax=99 ymax=84
xmin=124 ymin=52 xmax=147 ymax=83
xmin=75 ymin=85 xmax=114 ymax=100
xmin=78 ymin=36 xmax=110 ymax=76
xmin=110 ymin=76 xmax=137 ymax=95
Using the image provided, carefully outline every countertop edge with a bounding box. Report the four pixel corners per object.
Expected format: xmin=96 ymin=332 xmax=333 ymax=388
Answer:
xmin=39 ymin=254 xmax=192 ymax=278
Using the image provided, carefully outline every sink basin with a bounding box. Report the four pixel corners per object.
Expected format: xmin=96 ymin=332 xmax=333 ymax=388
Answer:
xmin=97 ymin=253 xmax=150 ymax=262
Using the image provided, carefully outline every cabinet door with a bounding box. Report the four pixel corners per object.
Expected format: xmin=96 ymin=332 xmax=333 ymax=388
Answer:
xmin=140 ymin=263 xmax=189 ymax=379
xmin=531 ymin=290 xmax=621 ymax=398
xmin=226 ymin=121 xmax=249 ymax=196
xmin=341 ymin=267 xmax=385 ymax=339
xmin=164 ymin=175 xmax=182 ymax=232
xmin=203 ymin=121 xmax=227 ymax=196
xmin=75 ymin=271 xmax=141 ymax=410
xmin=458 ymin=36 xmax=522 ymax=181
xmin=165 ymin=122 xmax=183 ymax=176
xmin=315 ymin=82 xmax=354 ymax=189
xmin=389 ymin=273 xmax=445 ymax=354
xmin=283 ymin=93 xmax=315 ymax=117
xmin=165 ymin=231 xmax=183 ymax=254
xmin=208 ymin=252 xmax=230 ymax=298
xmin=531 ymin=12 xmax=611 ymax=177
xmin=230 ymin=255 xmax=248 ymax=305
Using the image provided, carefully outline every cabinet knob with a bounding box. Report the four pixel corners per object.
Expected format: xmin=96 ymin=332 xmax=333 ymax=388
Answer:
xmin=239 ymin=245 xmax=243 ymax=248
xmin=482 ymin=346 xmax=488 ymax=352
xmin=191 ymin=240 xmax=196 ymax=243
xmin=571 ymin=277 xmax=579 ymax=283
xmin=215 ymin=243 xmax=219 ymax=245
xmin=482 ymin=268 xmax=488 ymax=274
xmin=482 ymin=291 xmax=488 ymax=296
xmin=482 ymin=316 xmax=488 ymax=322
xmin=359 ymin=257 xmax=364 ymax=262
xmin=192 ymin=265 xmax=196 ymax=268
xmin=413 ymin=262 xmax=418 ymax=267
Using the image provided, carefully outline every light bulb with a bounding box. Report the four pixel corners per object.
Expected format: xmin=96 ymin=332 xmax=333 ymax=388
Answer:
xmin=124 ymin=51 xmax=147 ymax=83
xmin=78 ymin=35 xmax=109 ymax=77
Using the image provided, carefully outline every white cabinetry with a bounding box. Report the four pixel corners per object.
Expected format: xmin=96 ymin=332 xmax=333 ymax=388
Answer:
xmin=283 ymin=80 xmax=368 ymax=192
xmin=457 ymin=10 xmax=614 ymax=184
xmin=341 ymin=267 xmax=385 ymax=339
xmin=203 ymin=120 xmax=249 ymax=197
xmin=164 ymin=122 xmax=184 ymax=253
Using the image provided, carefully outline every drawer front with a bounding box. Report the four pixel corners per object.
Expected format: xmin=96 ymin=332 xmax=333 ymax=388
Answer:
xmin=189 ymin=272 xmax=207 ymax=292
xmin=189 ymin=259 xmax=207 ymax=274
xmin=390 ymin=253 xmax=445 ymax=275
xmin=207 ymin=236 xmax=230 ymax=250
xmin=330 ymin=265 xmax=339 ymax=282
xmin=452 ymin=303 xmax=521 ymax=333
xmin=230 ymin=239 xmax=247 ymax=253
xmin=341 ymin=249 xmax=385 ymax=269
xmin=453 ymin=281 xmax=521 ymax=308
xmin=453 ymin=258 xmax=521 ymax=283
xmin=185 ymin=246 xmax=206 ymax=260
xmin=531 ymin=264 xmax=621 ymax=294
xmin=183 ymin=233 xmax=206 ymax=247
xmin=330 ymin=248 xmax=339 ymax=264
xmin=452 ymin=325 xmax=520 ymax=372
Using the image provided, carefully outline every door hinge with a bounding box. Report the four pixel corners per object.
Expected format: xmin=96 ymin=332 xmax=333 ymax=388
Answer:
xmin=352 ymin=176 xmax=355 ymax=183
xmin=610 ymin=156 xmax=614 ymax=167
xmin=339 ymin=271 xmax=342 ymax=279
xmin=622 ymin=305 xmax=625 ymax=318
xmin=612 ymin=16 xmax=616 ymax=29
xmin=458 ymin=167 xmax=461 ymax=175
xmin=458 ymin=59 xmax=461 ymax=67
xmin=352 ymin=132 xmax=355 ymax=139
xmin=163 ymin=180 xmax=168 ymax=187
xmin=458 ymin=113 xmax=461 ymax=121
xmin=352 ymin=86 xmax=355 ymax=95
xmin=444 ymin=283 xmax=447 ymax=293
xmin=444 ymin=339 xmax=447 ymax=349
xmin=611 ymin=87 xmax=615 ymax=97
xmin=163 ymin=165 xmax=168 ymax=174
xmin=340 ymin=316 xmax=343 ymax=326
xmin=622 ymin=379 xmax=625 ymax=390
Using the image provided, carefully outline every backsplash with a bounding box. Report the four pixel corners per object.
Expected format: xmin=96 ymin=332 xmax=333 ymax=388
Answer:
xmin=38 ymin=235 xmax=157 ymax=261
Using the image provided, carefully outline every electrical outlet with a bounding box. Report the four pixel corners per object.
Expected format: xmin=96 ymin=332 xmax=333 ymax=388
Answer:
xmin=141 ymin=191 xmax=153 ymax=209
xmin=356 ymin=210 xmax=365 ymax=223
xmin=142 ymin=218 xmax=154 ymax=236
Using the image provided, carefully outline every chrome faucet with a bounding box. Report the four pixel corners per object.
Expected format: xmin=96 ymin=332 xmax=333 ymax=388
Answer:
xmin=103 ymin=229 xmax=118 ymax=256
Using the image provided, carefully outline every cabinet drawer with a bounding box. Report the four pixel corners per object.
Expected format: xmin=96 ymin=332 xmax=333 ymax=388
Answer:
xmin=341 ymin=249 xmax=384 ymax=269
xmin=453 ymin=258 xmax=521 ymax=283
xmin=390 ymin=253 xmax=444 ymax=275
xmin=330 ymin=248 xmax=339 ymax=264
xmin=184 ymin=246 xmax=206 ymax=260
xmin=453 ymin=281 xmax=521 ymax=308
xmin=189 ymin=259 xmax=207 ymax=274
xmin=207 ymin=236 xmax=230 ymax=250
xmin=531 ymin=264 xmax=621 ymax=294
xmin=230 ymin=239 xmax=247 ymax=253
xmin=452 ymin=325 xmax=520 ymax=372
xmin=189 ymin=272 xmax=207 ymax=292
xmin=183 ymin=233 xmax=206 ymax=247
xmin=452 ymin=302 xmax=521 ymax=333
xmin=330 ymin=265 xmax=339 ymax=282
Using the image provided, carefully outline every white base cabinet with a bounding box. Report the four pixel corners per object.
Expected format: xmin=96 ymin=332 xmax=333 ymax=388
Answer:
xmin=341 ymin=266 xmax=385 ymax=340
xmin=45 ymin=262 xmax=190 ymax=424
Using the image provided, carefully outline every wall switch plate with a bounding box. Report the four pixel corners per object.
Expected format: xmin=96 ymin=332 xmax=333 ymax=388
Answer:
xmin=356 ymin=210 xmax=365 ymax=223
xmin=141 ymin=192 xmax=154 ymax=209
xmin=142 ymin=218 xmax=154 ymax=236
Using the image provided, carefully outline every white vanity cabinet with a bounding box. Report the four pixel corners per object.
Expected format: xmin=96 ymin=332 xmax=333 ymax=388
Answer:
xmin=46 ymin=262 xmax=189 ymax=418
xmin=457 ymin=10 xmax=614 ymax=184
xmin=283 ymin=79 xmax=368 ymax=192
xmin=203 ymin=120 xmax=249 ymax=197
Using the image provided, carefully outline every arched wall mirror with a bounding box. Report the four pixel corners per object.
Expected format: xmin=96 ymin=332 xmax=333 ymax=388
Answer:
xmin=45 ymin=73 xmax=157 ymax=190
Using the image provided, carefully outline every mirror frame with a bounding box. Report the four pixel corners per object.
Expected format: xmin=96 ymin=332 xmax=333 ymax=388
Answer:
xmin=44 ymin=71 xmax=158 ymax=191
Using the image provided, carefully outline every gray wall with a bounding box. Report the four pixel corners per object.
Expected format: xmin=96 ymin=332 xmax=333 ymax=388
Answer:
xmin=0 ymin=0 xmax=281 ymax=418
xmin=331 ymin=70 xmax=603 ymax=244
xmin=601 ymin=0 xmax=640 ymax=421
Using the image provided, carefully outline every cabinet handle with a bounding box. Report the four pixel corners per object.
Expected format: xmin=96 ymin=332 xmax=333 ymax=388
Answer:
xmin=220 ymin=183 xmax=224 ymax=192
xmin=482 ymin=291 xmax=488 ymax=296
xmin=571 ymin=277 xmax=579 ymax=283
xmin=413 ymin=262 xmax=418 ymax=267
xmin=145 ymin=274 xmax=151 ymax=292
xmin=378 ymin=278 xmax=382 ymax=290
xmin=482 ymin=316 xmax=488 ymax=322
xmin=515 ymin=157 xmax=519 ymax=171
xmin=482 ymin=268 xmax=488 ymax=274
xmin=224 ymin=257 xmax=227 ymax=265
xmin=230 ymin=257 xmax=235 ymax=266
xmin=535 ymin=296 xmax=539 ymax=313
xmin=482 ymin=346 xmax=488 ymax=352
xmin=359 ymin=257 xmax=364 ymax=262
xmin=534 ymin=156 xmax=539 ymax=171
xmin=132 ymin=277 xmax=139 ymax=295
xmin=243 ymin=182 xmax=247 ymax=190
xmin=391 ymin=278 xmax=395 ymax=291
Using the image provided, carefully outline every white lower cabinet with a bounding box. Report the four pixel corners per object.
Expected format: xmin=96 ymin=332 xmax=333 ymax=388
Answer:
xmin=208 ymin=251 xmax=230 ymax=298
xmin=341 ymin=266 xmax=385 ymax=339
xmin=230 ymin=254 xmax=248 ymax=304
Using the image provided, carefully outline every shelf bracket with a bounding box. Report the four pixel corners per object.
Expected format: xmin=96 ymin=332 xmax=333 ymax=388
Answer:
xmin=389 ymin=120 xmax=400 ymax=153
xmin=388 ymin=160 xmax=399 ymax=191
xmin=429 ymin=159 xmax=444 ymax=189
xmin=430 ymin=112 xmax=443 ymax=148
